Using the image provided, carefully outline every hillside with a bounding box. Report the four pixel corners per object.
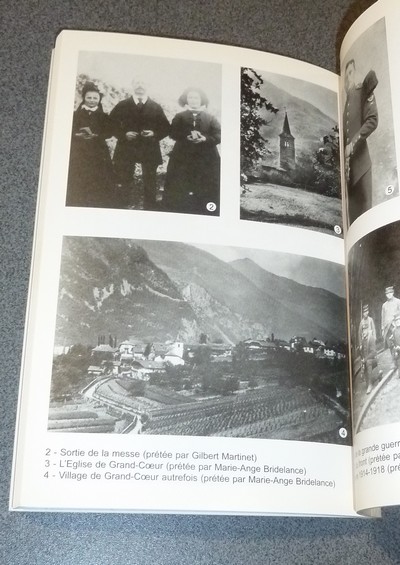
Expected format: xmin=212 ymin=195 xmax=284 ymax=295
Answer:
xmin=55 ymin=237 xmax=346 ymax=346
xmin=230 ymin=257 xmax=346 ymax=341
xmin=257 ymin=78 xmax=338 ymax=168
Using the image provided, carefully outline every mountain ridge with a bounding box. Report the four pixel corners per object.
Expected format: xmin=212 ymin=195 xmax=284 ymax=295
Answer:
xmin=55 ymin=238 xmax=346 ymax=347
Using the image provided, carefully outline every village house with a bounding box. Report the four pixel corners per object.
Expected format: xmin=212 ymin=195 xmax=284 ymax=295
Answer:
xmin=129 ymin=359 xmax=166 ymax=380
xmin=161 ymin=342 xmax=186 ymax=366
xmin=91 ymin=343 xmax=117 ymax=364
xmin=87 ymin=365 xmax=103 ymax=377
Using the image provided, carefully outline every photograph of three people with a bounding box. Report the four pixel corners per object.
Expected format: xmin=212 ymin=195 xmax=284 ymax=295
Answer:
xmin=66 ymin=52 xmax=221 ymax=216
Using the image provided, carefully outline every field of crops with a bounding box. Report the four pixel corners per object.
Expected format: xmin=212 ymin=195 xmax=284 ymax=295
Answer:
xmin=142 ymin=382 xmax=344 ymax=443
xmin=89 ymin=375 xmax=346 ymax=443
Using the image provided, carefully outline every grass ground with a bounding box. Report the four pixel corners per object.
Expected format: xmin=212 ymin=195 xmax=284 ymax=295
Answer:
xmin=240 ymin=182 xmax=343 ymax=236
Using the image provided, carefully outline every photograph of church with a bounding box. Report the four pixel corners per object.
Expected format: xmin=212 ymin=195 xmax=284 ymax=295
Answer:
xmin=240 ymin=68 xmax=342 ymax=236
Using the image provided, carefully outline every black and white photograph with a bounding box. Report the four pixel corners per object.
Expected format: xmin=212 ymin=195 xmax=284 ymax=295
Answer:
xmin=49 ymin=236 xmax=350 ymax=444
xmin=66 ymin=52 xmax=221 ymax=216
xmin=349 ymin=220 xmax=400 ymax=434
xmin=341 ymin=18 xmax=398 ymax=226
xmin=240 ymin=68 xmax=342 ymax=236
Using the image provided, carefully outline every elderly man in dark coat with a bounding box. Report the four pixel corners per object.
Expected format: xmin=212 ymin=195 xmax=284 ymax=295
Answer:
xmin=343 ymin=59 xmax=378 ymax=225
xmin=110 ymin=77 xmax=170 ymax=209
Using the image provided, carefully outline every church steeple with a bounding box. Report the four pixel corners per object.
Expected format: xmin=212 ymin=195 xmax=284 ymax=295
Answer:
xmin=282 ymin=112 xmax=292 ymax=136
xmin=279 ymin=110 xmax=295 ymax=170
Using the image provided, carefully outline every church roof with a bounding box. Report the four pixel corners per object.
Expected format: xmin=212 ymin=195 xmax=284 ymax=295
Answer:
xmin=92 ymin=344 xmax=116 ymax=352
xmin=280 ymin=111 xmax=294 ymax=138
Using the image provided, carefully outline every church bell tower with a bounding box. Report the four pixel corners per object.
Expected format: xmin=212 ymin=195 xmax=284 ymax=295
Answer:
xmin=279 ymin=111 xmax=295 ymax=171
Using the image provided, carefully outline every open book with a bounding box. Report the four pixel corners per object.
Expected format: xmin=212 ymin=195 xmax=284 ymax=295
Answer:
xmin=10 ymin=0 xmax=400 ymax=517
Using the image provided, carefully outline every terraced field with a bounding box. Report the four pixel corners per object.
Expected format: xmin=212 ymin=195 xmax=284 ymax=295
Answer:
xmin=142 ymin=383 xmax=344 ymax=443
xmin=87 ymin=376 xmax=347 ymax=444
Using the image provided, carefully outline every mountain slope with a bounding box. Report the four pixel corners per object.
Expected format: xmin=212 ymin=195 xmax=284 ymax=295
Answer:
xmin=257 ymin=79 xmax=337 ymax=167
xmin=138 ymin=240 xmax=345 ymax=342
xmin=55 ymin=238 xmax=346 ymax=346
xmin=230 ymin=257 xmax=346 ymax=341
xmin=56 ymin=237 xmax=196 ymax=345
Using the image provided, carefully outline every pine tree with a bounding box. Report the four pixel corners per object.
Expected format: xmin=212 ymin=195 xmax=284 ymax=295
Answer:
xmin=240 ymin=68 xmax=279 ymax=176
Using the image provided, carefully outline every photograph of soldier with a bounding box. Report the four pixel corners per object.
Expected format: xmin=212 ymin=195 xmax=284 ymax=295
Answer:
xmin=341 ymin=17 xmax=398 ymax=226
xmin=348 ymin=220 xmax=400 ymax=432
xmin=110 ymin=77 xmax=170 ymax=210
xmin=343 ymin=60 xmax=378 ymax=225
xmin=65 ymin=51 xmax=222 ymax=214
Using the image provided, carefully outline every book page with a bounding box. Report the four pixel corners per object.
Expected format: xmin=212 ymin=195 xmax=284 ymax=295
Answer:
xmin=341 ymin=0 xmax=400 ymax=515
xmin=10 ymin=30 xmax=355 ymax=517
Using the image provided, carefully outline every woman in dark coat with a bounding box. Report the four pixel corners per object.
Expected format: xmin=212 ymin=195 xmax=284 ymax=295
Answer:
xmin=66 ymin=82 xmax=115 ymax=208
xmin=163 ymin=87 xmax=221 ymax=215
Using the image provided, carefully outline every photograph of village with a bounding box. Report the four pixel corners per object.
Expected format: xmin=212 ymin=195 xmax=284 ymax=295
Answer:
xmin=49 ymin=236 xmax=350 ymax=445
xmin=240 ymin=68 xmax=342 ymax=236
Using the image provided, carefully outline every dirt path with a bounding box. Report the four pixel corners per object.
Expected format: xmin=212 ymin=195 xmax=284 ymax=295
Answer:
xmin=353 ymin=349 xmax=400 ymax=432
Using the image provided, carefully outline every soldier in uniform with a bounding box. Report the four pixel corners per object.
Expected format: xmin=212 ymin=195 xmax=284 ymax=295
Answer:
xmin=389 ymin=313 xmax=400 ymax=376
xmin=381 ymin=285 xmax=400 ymax=349
xmin=110 ymin=77 xmax=170 ymax=210
xmin=343 ymin=59 xmax=378 ymax=225
xmin=358 ymin=304 xmax=378 ymax=394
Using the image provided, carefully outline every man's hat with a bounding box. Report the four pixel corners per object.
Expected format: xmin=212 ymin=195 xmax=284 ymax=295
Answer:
xmin=362 ymin=304 xmax=369 ymax=313
xmin=385 ymin=286 xmax=394 ymax=293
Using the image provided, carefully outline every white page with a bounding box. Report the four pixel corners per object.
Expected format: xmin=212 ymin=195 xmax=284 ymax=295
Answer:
xmin=10 ymin=30 xmax=355 ymax=517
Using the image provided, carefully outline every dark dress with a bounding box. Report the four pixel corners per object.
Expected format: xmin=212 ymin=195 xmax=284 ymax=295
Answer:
xmin=66 ymin=103 xmax=115 ymax=208
xmin=164 ymin=109 xmax=221 ymax=215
